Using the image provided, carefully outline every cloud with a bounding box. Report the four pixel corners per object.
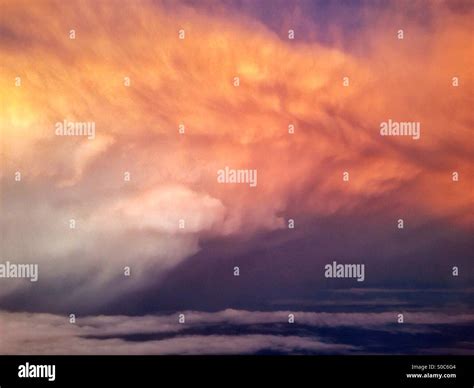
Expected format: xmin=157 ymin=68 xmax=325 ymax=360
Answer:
xmin=1 ymin=332 xmax=355 ymax=355
xmin=0 ymin=184 xmax=231 ymax=307
xmin=0 ymin=0 xmax=472 ymax=311
xmin=1 ymin=309 xmax=473 ymax=354
xmin=0 ymin=309 xmax=356 ymax=354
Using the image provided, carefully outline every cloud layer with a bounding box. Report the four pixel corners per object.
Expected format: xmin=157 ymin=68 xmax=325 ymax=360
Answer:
xmin=2 ymin=309 xmax=473 ymax=355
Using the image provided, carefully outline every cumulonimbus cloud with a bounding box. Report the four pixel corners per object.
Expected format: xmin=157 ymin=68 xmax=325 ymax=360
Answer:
xmin=0 ymin=0 xmax=472 ymax=309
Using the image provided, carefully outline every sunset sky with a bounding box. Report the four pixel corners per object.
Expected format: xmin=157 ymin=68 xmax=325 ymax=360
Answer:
xmin=0 ymin=0 xmax=473 ymax=354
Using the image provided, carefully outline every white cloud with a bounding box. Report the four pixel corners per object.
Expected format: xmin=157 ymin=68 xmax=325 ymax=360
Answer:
xmin=1 ymin=309 xmax=473 ymax=354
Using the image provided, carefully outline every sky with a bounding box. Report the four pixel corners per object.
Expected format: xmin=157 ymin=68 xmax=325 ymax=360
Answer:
xmin=0 ymin=0 xmax=473 ymax=354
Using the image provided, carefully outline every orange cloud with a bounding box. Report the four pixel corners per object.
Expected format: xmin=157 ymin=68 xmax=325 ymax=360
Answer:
xmin=0 ymin=0 xmax=472 ymax=306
